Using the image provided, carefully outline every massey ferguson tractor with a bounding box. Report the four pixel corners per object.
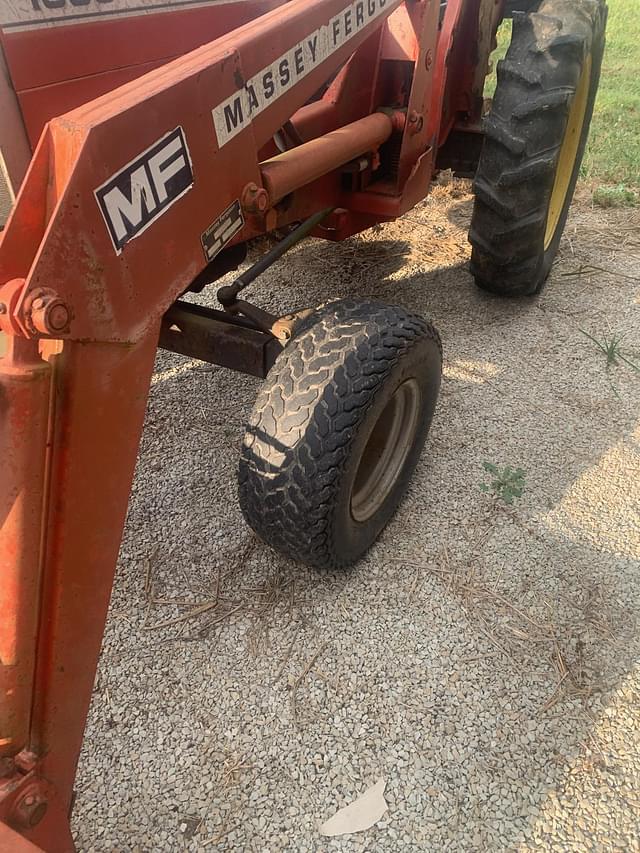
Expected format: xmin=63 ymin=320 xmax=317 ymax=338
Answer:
xmin=0 ymin=0 xmax=606 ymax=848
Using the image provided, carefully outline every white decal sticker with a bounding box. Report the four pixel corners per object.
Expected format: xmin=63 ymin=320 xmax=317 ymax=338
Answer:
xmin=201 ymin=199 xmax=244 ymax=262
xmin=95 ymin=126 xmax=193 ymax=254
xmin=212 ymin=0 xmax=401 ymax=148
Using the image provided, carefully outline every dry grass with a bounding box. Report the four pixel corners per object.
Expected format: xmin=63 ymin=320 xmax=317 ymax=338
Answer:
xmin=141 ymin=539 xmax=257 ymax=637
xmin=244 ymin=568 xmax=296 ymax=657
xmin=395 ymin=522 xmax=626 ymax=718
xmin=288 ymin=641 xmax=330 ymax=729
xmin=222 ymin=751 xmax=252 ymax=789
xmin=287 ymin=177 xmax=474 ymax=289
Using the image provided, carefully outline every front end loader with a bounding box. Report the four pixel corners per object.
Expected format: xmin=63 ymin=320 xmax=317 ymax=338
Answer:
xmin=0 ymin=0 xmax=606 ymax=848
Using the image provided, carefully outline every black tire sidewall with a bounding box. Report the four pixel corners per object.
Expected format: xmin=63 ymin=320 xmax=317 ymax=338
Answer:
xmin=329 ymin=334 xmax=442 ymax=565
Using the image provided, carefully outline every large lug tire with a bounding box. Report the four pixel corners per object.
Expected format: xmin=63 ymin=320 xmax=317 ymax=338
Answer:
xmin=238 ymin=300 xmax=442 ymax=570
xmin=469 ymin=0 xmax=607 ymax=297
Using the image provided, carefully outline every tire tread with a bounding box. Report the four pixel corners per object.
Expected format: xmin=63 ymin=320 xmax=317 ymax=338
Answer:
xmin=239 ymin=300 xmax=442 ymax=569
xmin=470 ymin=0 xmax=606 ymax=296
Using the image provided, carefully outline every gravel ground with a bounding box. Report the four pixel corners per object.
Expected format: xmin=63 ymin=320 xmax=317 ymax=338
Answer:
xmin=72 ymin=184 xmax=640 ymax=852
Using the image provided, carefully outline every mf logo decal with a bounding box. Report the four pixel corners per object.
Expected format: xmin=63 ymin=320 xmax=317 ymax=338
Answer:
xmin=212 ymin=0 xmax=402 ymax=148
xmin=95 ymin=127 xmax=193 ymax=254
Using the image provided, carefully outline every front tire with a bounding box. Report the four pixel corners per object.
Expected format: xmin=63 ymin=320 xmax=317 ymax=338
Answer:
xmin=238 ymin=300 xmax=442 ymax=570
xmin=470 ymin=0 xmax=607 ymax=296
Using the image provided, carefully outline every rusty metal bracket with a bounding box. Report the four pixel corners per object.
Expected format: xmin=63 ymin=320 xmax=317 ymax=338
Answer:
xmin=0 ymin=749 xmax=49 ymax=843
xmin=159 ymin=302 xmax=283 ymax=379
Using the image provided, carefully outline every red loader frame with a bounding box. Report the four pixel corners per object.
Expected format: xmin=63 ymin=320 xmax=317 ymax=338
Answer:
xmin=0 ymin=0 xmax=503 ymax=848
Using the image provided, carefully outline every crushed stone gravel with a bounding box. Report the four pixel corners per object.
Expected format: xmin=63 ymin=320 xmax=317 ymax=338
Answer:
xmin=72 ymin=185 xmax=640 ymax=852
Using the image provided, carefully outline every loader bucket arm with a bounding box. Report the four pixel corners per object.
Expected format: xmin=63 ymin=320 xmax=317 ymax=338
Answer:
xmin=0 ymin=1 xmax=408 ymax=849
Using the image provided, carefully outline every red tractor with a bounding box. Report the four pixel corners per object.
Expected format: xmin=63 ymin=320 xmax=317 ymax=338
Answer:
xmin=0 ymin=0 xmax=606 ymax=848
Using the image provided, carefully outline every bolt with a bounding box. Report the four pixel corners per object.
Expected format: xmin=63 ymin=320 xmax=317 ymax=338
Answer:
xmin=408 ymin=111 xmax=424 ymax=134
xmin=47 ymin=303 xmax=71 ymax=332
xmin=241 ymin=182 xmax=270 ymax=214
xmin=425 ymin=49 xmax=433 ymax=70
xmin=14 ymin=750 xmax=38 ymax=774
xmin=30 ymin=292 xmax=71 ymax=335
xmin=0 ymin=302 xmax=6 ymax=315
xmin=12 ymin=786 xmax=48 ymax=829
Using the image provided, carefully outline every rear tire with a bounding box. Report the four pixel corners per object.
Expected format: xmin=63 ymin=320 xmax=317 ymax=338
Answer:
xmin=238 ymin=300 xmax=442 ymax=570
xmin=469 ymin=0 xmax=607 ymax=296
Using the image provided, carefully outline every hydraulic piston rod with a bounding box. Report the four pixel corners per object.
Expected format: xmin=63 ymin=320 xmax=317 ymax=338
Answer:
xmin=259 ymin=112 xmax=395 ymax=206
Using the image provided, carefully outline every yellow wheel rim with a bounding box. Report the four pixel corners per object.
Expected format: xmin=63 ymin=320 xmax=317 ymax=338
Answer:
xmin=544 ymin=56 xmax=592 ymax=250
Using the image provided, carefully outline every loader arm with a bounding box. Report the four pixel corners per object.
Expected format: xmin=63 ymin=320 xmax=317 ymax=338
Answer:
xmin=0 ymin=0 xmax=502 ymax=848
xmin=0 ymin=1 xmax=427 ymax=848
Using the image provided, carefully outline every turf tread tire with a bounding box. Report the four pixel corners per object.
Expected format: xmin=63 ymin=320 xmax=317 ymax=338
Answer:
xmin=239 ymin=299 xmax=442 ymax=570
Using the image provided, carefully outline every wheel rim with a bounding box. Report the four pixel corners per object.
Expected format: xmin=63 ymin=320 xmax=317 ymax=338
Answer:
xmin=350 ymin=379 xmax=421 ymax=523
xmin=544 ymin=56 xmax=592 ymax=250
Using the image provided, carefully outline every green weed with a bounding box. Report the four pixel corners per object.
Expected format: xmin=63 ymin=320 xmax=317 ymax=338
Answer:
xmin=592 ymin=184 xmax=638 ymax=208
xmin=579 ymin=329 xmax=640 ymax=372
xmin=480 ymin=463 xmax=526 ymax=505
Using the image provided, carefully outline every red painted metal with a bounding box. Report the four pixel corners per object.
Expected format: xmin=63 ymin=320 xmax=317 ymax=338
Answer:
xmin=0 ymin=0 xmax=505 ymax=849
xmin=288 ymin=28 xmax=387 ymax=142
xmin=383 ymin=0 xmax=439 ymax=191
xmin=28 ymin=335 xmax=160 ymax=850
xmin=0 ymin=819 xmax=42 ymax=852
xmin=1 ymin=2 xmax=286 ymax=146
xmin=0 ymin=339 xmax=51 ymax=759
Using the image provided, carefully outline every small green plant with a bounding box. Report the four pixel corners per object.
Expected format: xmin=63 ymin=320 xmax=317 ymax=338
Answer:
xmin=480 ymin=462 xmax=526 ymax=505
xmin=579 ymin=329 xmax=640 ymax=372
xmin=592 ymin=184 xmax=638 ymax=209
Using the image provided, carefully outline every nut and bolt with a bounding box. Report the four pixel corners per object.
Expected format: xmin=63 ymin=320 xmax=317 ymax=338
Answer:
xmin=408 ymin=111 xmax=425 ymax=133
xmin=0 ymin=302 xmax=7 ymax=315
xmin=14 ymin=750 xmax=38 ymax=774
xmin=47 ymin=304 xmax=71 ymax=332
xmin=12 ymin=786 xmax=48 ymax=829
xmin=241 ymin=182 xmax=270 ymax=214
xmin=30 ymin=292 xmax=71 ymax=335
